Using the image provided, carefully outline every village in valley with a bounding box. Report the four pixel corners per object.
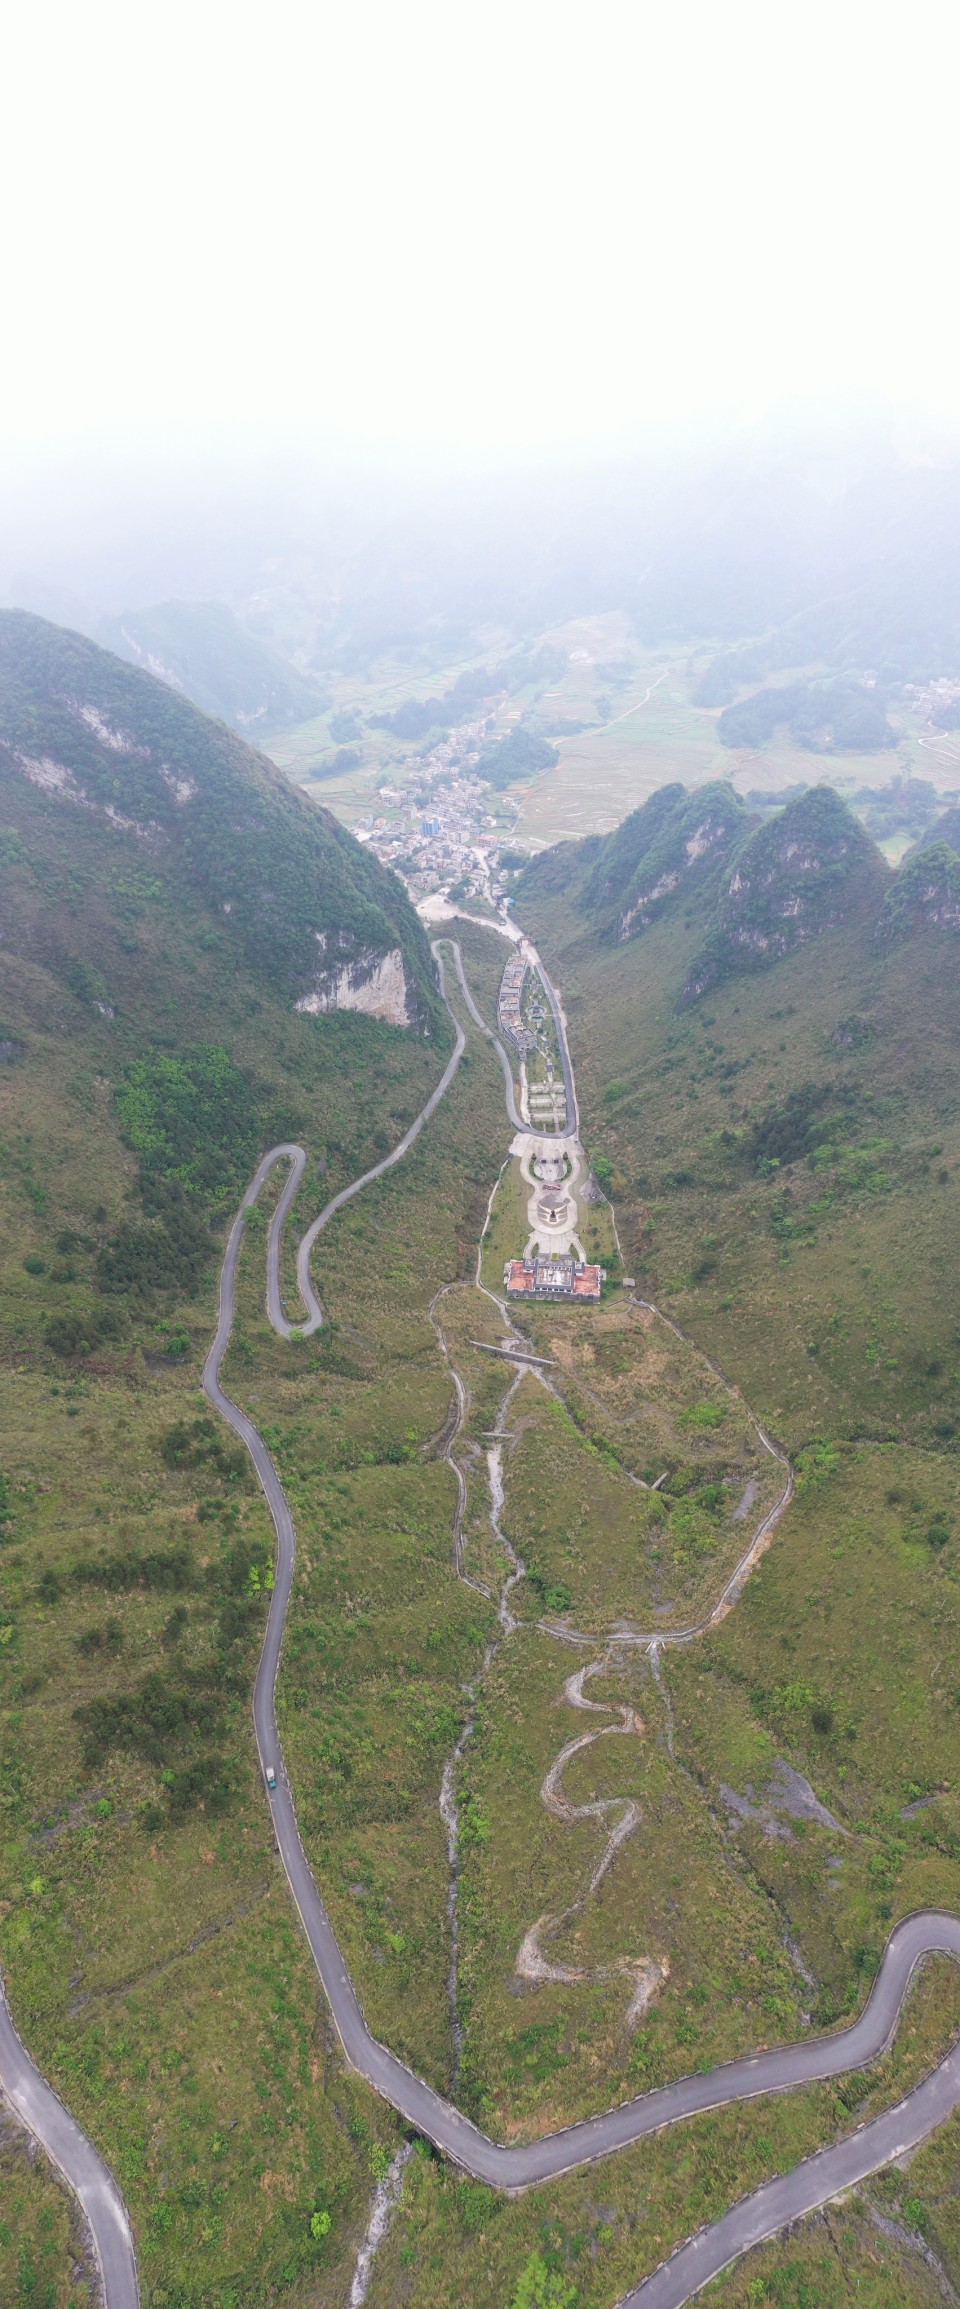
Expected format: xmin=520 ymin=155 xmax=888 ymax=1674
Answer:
xmin=353 ymin=718 xmax=514 ymax=903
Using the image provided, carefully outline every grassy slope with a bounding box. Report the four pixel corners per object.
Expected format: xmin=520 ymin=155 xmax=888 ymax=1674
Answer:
xmin=271 ymin=915 xmax=958 ymax=2309
xmin=224 ymin=965 xmax=513 ymax=2092
xmin=520 ymin=873 xmax=960 ymax=1454
xmin=366 ymin=1965 xmax=960 ymax=2309
xmin=9 ymin=772 xmax=960 ymax=2309
xmin=0 ymin=695 xmax=454 ymax=2301
xmin=0 ymin=2114 xmax=92 ymax=2309
xmin=497 ymin=836 xmax=960 ymax=2301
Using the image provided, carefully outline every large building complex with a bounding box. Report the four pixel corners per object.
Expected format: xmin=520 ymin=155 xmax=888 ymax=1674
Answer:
xmin=504 ymin=1254 xmax=605 ymax=1300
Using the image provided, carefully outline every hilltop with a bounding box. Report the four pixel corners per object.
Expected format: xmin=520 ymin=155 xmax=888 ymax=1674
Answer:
xmin=518 ymin=782 xmax=890 ymax=996
xmin=683 ymin=785 xmax=888 ymax=999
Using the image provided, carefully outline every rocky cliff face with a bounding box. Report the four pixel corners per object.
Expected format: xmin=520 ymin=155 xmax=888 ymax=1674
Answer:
xmin=683 ymin=785 xmax=886 ymax=1001
xmin=520 ymin=779 xmax=749 ymax=945
xmin=295 ymin=943 xmax=412 ymax=1027
xmin=616 ymin=786 xmax=748 ymax=939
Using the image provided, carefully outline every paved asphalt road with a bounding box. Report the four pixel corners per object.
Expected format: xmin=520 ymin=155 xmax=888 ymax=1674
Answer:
xmin=0 ymin=1983 xmax=138 ymax=2307
xmin=7 ymin=933 xmax=960 ymax=2309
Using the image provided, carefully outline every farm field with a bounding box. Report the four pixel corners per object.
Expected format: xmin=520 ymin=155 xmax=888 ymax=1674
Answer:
xmin=266 ymin=611 xmax=960 ymax=855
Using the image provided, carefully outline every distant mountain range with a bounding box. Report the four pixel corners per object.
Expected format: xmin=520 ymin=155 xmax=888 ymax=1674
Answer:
xmin=7 ymin=411 xmax=960 ymax=691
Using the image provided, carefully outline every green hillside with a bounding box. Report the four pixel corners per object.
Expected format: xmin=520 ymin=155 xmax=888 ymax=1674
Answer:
xmin=683 ymin=785 xmax=888 ymax=999
xmin=0 ymin=614 xmax=481 ymax=2303
xmin=502 ymin=785 xmax=960 ymax=2305
xmin=517 ymin=779 xmax=960 ymax=1451
xmin=0 ymin=610 xmax=441 ymax=1033
xmin=9 ymin=671 xmax=960 ymax=2309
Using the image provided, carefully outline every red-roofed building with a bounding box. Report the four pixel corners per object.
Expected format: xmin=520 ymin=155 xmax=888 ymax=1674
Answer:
xmin=504 ymin=1255 xmax=604 ymax=1301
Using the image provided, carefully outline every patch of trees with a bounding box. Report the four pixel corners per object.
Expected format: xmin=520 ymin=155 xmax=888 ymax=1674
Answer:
xmin=159 ymin=1414 xmax=250 ymax=1485
xmin=61 ymin=1046 xmax=304 ymax=1325
xmin=61 ymin=955 xmax=111 ymax=1012
xmin=718 ymin=678 xmax=896 ymax=753
xmin=45 ymin=1304 xmax=126 ymax=1358
xmin=76 ymin=1617 xmax=123 ymax=1657
xmin=328 ymin=708 xmax=364 ymax=743
xmin=369 ymin=697 xmax=450 ymax=741
xmin=65 ymin=1521 xmax=272 ymax=1815
xmin=746 ymin=1079 xmax=858 ymax=1171
xmin=41 ymin=1543 xmax=197 ymax=1603
xmin=96 ymin=1194 xmax=213 ymax=1304
xmin=367 ymin=645 xmax=567 ymax=743
xmin=115 ymin=1044 xmax=286 ymax=1201
xmin=74 ymin=1659 xmax=230 ymax=1774
xmin=475 ymin=728 xmax=559 ymax=789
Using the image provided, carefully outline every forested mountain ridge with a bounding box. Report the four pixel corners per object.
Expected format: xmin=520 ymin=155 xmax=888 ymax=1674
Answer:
xmin=99 ymin=598 xmax=324 ymax=733
xmin=0 ymin=611 xmax=441 ymax=1033
xmin=580 ymin=781 xmax=750 ymax=942
xmin=682 ymin=786 xmax=888 ymax=999
xmin=518 ymin=780 xmax=914 ymax=997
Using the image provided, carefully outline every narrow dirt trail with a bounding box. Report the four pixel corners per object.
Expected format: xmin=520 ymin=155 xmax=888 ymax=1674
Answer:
xmin=514 ymin=1661 xmax=669 ymax=2023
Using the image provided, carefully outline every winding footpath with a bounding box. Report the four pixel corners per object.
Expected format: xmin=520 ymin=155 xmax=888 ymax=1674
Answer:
xmin=6 ymin=936 xmax=960 ymax=2309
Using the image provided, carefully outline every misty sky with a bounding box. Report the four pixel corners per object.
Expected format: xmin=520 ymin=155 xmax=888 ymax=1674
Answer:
xmin=3 ymin=0 xmax=959 ymax=457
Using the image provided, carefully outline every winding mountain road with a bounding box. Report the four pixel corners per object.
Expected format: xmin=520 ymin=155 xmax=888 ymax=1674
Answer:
xmin=204 ymin=937 xmax=960 ymax=2301
xmin=6 ymin=934 xmax=960 ymax=2309
xmin=0 ymin=1984 xmax=138 ymax=2308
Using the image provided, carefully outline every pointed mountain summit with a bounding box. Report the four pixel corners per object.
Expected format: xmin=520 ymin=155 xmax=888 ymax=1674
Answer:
xmin=683 ymin=785 xmax=887 ymax=1001
xmin=518 ymin=781 xmax=748 ymax=944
